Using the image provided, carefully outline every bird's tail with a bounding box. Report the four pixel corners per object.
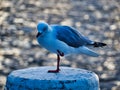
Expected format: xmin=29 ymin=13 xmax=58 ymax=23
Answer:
xmin=92 ymin=42 xmax=107 ymax=47
xmin=78 ymin=46 xmax=99 ymax=57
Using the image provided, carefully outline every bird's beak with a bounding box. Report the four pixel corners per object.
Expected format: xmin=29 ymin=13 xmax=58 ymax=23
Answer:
xmin=36 ymin=32 xmax=42 ymax=38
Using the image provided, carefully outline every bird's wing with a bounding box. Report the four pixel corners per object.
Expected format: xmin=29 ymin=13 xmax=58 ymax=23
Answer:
xmin=52 ymin=25 xmax=93 ymax=48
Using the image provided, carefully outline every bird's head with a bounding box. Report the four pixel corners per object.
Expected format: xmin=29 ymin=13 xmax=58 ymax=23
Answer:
xmin=36 ymin=22 xmax=49 ymax=38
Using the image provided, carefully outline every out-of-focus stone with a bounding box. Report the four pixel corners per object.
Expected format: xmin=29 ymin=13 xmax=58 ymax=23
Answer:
xmin=87 ymin=5 xmax=96 ymax=11
xmin=94 ymin=11 xmax=102 ymax=19
xmin=110 ymin=24 xmax=117 ymax=30
xmin=0 ymin=75 xmax=6 ymax=87
xmin=14 ymin=18 xmax=24 ymax=24
xmin=0 ymin=12 xmax=9 ymax=25
xmin=60 ymin=19 xmax=73 ymax=26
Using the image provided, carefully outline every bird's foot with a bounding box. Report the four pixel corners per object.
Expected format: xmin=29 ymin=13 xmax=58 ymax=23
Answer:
xmin=48 ymin=69 xmax=60 ymax=73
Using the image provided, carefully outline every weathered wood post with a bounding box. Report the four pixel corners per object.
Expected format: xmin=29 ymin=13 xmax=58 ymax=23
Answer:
xmin=5 ymin=66 xmax=99 ymax=90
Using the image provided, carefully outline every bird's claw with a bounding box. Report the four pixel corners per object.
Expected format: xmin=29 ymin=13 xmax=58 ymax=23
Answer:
xmin=48 ymin=69 xmax=60 ymax=73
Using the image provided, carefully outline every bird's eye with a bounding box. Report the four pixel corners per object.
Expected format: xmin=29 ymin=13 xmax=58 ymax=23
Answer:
xmin=43 ymin=27 xmax=47 ymax=31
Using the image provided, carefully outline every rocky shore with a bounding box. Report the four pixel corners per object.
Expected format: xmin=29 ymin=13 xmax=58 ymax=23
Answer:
xmin=0 ymin=0 xmax=120 ymax=90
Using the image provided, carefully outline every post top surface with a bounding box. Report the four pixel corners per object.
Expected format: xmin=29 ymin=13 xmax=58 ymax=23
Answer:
xmin=9 ymin=66 xmax=98 ymax=81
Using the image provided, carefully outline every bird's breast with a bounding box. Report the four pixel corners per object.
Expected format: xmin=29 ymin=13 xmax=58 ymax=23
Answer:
xmin=37 ymin=34 xmax=75 ymax=55
xmin=37 ymin=36 xmax=58 ymax=53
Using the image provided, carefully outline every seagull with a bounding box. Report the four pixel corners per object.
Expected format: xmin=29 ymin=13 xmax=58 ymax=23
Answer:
xmin=36 ymin=22 xmax=106 ymax=73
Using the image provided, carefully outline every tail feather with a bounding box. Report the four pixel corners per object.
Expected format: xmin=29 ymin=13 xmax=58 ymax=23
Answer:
xmin=93 ymin=42 xmax=107 ymax=47
xmin=78 ymin=46 xmax=99 ymax=57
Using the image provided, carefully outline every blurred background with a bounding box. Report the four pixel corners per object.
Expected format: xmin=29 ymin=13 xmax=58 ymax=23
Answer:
xmin=0 ymin=0 xmax=120 ymax=90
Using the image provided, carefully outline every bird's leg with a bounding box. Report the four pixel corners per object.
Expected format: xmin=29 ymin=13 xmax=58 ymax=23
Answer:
xmin=48 ymin=54 xmax=60 ymax=73
xmin=48 ymin=50 xmax=64 ymax=73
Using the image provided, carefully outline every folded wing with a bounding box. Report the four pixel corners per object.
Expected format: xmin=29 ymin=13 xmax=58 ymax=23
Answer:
xmin=53 ymin=25 xmax=93 ymax=48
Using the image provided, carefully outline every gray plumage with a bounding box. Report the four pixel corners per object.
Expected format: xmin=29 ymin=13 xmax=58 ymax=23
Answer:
xmin=52 ymin=25 xmax=93 ymax=48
